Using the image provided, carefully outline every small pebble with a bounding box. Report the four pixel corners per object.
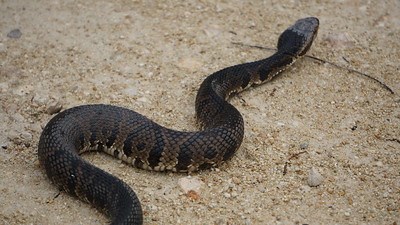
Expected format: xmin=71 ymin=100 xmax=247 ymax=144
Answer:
xmin=20 ymin=131 xmax=32 ymax=141
xmin=232 ymin=177 xmax=241 ymax=185
xmin=307 ymin=167 xmax=324 ymax=187
xmin=231 ymin=191 xmax=238 ymax=198
xmin=322 ymin=33 xmax=354 ymax=49
xmin=7 ymin=29 xmax=22 ymax=39
xmin=203 ymin=27 xmax=222 ymax=38
xmin=123 ymin=87 xmax=137 ymax=96
xmin=1 ymin=143 xmax=8 ymax=149
xmin=20 ymin=131 xmax=33 ymax=147
xmin=223 ymin=192 xmax=231 ymax=198
xmin=0 ymin=43 xmax=6 ymax=53
xmin=276 ymin=122 xmax=285 ymax=127
xmin=178 ymin=176 xmax=203 ymax=194
xmin=137 ymin=97 xmax=149 ymax=103
xmin=186 ymin=190 xmax=200 ymax=201
xmin=149 ymin=205 xmax=158 ymax=212
xmin=8 ymin=130 xmax=19 ymax=142
xmin=300 ymin=142 xmax=309 ymax=150
xmin=32 ymin=93 xmax=49 ymax=106
xmin=257 ymin=186 xmax=266 ymax=193
xmin=46 ymin=100 xmax=63 ymax=115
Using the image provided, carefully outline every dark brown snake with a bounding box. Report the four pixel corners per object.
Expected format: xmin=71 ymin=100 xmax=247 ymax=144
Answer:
xmin=38 ymin=17 xmax=319 ymax=224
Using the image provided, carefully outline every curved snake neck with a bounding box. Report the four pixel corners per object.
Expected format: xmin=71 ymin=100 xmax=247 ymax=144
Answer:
xmin=38 ymin=17 xmax=319 ymax=225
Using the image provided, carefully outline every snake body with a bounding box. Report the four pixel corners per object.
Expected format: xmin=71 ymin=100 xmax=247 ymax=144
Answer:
xmin=38 ymin=17 xmax=319 ymax=225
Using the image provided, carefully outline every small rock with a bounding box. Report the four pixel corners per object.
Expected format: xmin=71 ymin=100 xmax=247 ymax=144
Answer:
xmin=137 ymin=96 xmax=149 ymax=103
xmin=123 ymin=87 xmax=137 ymax=96
xmin=307 ymin=167 xmax=324 ymax=187
xmin=1 ymin=142 xmax=8 ymax=149
xmin=149 ymin=205 xmax=158 ymax=212
xmin=186 ymin=190 xmax=200 ymax=201
xmin=0 ymin=43 xmax=6 ymax=53
xmin=7 ymin=29 xmax=22 ymax=39
xmin=248 ymin=21 xmax=256 ymax=28
xmin=322 ymin=33 xmax=354 ymax=49
xmin=32 ymin=93 xmax=49 ymax=106
xmin=20 ymin=131 xmax=32 ymax=147
xmin=300 ymin=143 xmax=309 ymax=150
xmin=178 ymin=176 xmax=203 ymax=194
xmin=46 ymin=100 xmax=63 ymax=115
xmin=276 ymin=121 xmax=285 ymax=127
xmin=257 ymin=186 xmax=266 ymax=193
xmin=20 ymin=131 xmax=32 ymax=141
xmin=203 ymin=27 xmax=222 ymax=38
xmin=232 ymin=177 xmax=241 ymax=185
xmin=231 ymin=191 xmax=238 ymax=198
xmin=8 ymin=130 xmax=19 ymax=142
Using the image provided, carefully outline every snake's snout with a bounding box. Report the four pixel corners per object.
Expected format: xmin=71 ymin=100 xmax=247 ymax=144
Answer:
xmin=295 ymin=17 xmax=319 ymax=56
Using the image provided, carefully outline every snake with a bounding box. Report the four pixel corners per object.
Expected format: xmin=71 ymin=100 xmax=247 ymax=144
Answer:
xmin=38 ymin=17 xmax=319 ymax=225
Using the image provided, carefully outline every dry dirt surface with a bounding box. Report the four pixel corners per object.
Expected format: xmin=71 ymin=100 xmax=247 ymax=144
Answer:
xmin=1 ymin=1 xmax=399 ymax=224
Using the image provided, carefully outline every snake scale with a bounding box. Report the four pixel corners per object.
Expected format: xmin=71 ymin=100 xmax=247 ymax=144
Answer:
xmin=38 ymin=17 xmax=319 ymax=224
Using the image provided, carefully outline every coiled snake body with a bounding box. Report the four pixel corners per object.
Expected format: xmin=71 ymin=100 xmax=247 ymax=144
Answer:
xmin=38 ymin=17 xmax=319 ymax=224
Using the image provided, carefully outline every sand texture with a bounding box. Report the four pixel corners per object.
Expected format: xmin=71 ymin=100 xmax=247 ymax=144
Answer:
xmin=1 ymin=1 xmax=399 ymax=224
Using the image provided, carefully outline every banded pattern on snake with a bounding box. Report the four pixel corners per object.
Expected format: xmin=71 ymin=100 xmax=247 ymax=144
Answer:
xmin=38 ymin=17 xmax=319 ymax=224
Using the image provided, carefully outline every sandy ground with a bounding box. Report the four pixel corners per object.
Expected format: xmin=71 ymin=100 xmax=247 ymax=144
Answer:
xmin=1 ymin=0 xmax=399 ymax=224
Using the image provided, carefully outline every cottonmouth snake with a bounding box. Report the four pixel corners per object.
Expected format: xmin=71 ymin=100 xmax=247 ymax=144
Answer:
xmin=38 ymin=17 xmax=319 ymax=224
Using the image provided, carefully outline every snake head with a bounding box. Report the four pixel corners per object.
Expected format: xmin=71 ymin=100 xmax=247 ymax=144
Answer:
xmin=277 ymin=17 xmax=319 ymax=57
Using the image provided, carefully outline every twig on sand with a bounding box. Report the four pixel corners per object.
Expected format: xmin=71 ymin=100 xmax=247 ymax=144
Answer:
xmin=232 ymin=42 xmax=395 ymax=94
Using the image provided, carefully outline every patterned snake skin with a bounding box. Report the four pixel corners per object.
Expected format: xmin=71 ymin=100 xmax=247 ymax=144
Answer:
xmin=38 ymin=17 xmax=319 ymax=225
